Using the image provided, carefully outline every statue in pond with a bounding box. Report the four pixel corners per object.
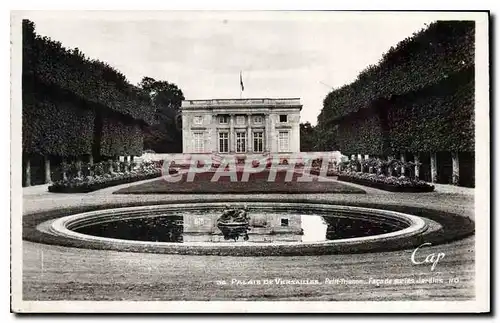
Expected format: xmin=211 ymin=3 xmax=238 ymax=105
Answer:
xmin=217 ymin=204 xmax=250 ymax=241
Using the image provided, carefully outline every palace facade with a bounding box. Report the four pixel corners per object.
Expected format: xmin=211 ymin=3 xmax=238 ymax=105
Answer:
xmin=180 ymin=98 xmax=302 ymax=156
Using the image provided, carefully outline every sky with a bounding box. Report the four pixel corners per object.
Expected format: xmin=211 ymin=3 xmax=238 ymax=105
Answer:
xmin=27 ymin=11 xmax=435 ymax=125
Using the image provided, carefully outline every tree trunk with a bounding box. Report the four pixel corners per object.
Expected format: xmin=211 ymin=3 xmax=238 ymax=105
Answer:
xmin=388 ymin=156 xmax=394 ymax=176
xmin=430 ymin=152 xmax=438 ymax=183
xmin=76 ymin=157 xmax=82 ymax=178
xmin=452 ymin=152 xmax=460 ymax=185
xmin=88 ymin=155 xmax=94 ymax=176
xmin=44 ymin=155 xmax=51 ymax=184
xmin=24 ymin=158 xmax=31 ymax=187
xmin=400 ymin=153 xmax=406 ymax=176
xmin=414 ymin=154 xmax=420 ymax=180
xmin=108 ymin=160 xmax=113 ymax=174
xmin=62 ymin=158 xmax=68 ymax=181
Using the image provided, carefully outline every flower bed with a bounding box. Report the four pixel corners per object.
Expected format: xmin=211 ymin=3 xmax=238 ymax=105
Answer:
xmin=48 ymin=161 xmax=171 ymax=193
xmin=337 ymin=172 xmax=434 ymax=192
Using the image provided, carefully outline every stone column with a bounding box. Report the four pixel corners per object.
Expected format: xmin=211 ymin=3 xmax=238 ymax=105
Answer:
xmin=24 ymin=158 xmax=31 ymax=187
xmin=430 ymin=152 xmax=438 ymax=183
xmin=414 ymin=153 xmax=420 ymax=180
xmin=229 ymin=114 xmax=235 ymax=153
xmin=452 ymin=152 xmax=460 ymax=185
xmin=44 ymin=155 xmax=51 ymax=184
xmin=400 ymin=153 xmax=406 ymax=176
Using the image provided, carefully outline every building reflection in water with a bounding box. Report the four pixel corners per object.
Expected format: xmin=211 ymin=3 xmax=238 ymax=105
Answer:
xmin=183 ymin=212 xmax=306 ymax=243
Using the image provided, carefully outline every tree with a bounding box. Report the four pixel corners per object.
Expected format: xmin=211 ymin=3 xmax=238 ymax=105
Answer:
xmin=138 ymin=77 xmax=185 ymax=153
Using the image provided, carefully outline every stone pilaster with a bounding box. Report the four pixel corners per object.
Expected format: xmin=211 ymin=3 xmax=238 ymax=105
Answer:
xmin=247 ymin=114 xmax=252 ymax=153
xmin=265 ymin=114 xmax=271 ymax=152
xmin=212 ymin=114 xmax=218 ymax=153
xmin=229 ymin=114 xmax=235 ymax=153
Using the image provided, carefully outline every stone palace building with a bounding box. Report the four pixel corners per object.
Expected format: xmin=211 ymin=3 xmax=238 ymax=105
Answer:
xmin=180 ymin=98 xmax=302 ymax=157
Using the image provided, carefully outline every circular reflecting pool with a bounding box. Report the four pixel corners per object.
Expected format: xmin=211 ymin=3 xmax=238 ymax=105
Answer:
xmin=40 ymin=202 xmax=432 ymax=255
xmin=73 ymin=208 xmax=402 ymax=243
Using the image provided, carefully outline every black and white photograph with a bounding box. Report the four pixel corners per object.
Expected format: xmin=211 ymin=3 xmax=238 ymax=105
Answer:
xmin=10 ymin=10 xmax=490 ymax=313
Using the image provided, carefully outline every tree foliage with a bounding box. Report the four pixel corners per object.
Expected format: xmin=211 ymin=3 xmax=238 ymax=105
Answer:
xmin=299 ymin=122 xmax=317 ymax=152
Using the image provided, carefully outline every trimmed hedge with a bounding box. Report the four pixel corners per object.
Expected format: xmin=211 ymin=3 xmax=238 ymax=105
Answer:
xmin=320 ymin=21 xmax=474 ymax=123
xmin=22 ymin=20 xmax=155 ymax=159
xmin=387 ymin=68 xmax=474 ymax=153
xmin=317 ymin=21 xmax=475 ymax=156
xmin=100 ymin=117 xmax=144 ymax=157
xmin=335 ymin=109 xmax=386 ymax=156
xmin=22 ymin=90 xmax=95 ymax=156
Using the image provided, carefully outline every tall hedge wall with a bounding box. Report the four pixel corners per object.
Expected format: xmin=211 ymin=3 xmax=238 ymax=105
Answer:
xmin=23 ymin=20 xmax=155 ymax=125
xmin=22 ymin=19 xmax=154 ymax=159
xmin=387 ymin=68 xmax=474 ymax=153
xmin=22 ymin=87 xmax=95 ymax=156
xmin=317 ymin=20 xmax=475 ymax=156
xmin=335 ymin=110 xmax=386 ymax=156
xmin=100 ymin=118 xmax=144 ymax=157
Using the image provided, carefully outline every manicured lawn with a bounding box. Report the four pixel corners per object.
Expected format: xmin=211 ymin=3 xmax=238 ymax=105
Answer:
xmin=114 ymin=170 xmax=365 ymax=194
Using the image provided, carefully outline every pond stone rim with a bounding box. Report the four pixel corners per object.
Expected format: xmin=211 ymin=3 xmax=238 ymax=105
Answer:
xmin=42 ymin=202 xmax=429 ymax=252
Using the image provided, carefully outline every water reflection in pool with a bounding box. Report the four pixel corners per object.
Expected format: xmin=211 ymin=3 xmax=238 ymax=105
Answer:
xmin=74 ymin=209 xmax=401 ymax=243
